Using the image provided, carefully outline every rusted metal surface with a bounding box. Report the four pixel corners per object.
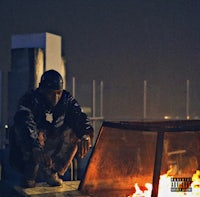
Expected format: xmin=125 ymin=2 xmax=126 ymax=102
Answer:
xmin=79 ymin=120 xmax=200 ymax=197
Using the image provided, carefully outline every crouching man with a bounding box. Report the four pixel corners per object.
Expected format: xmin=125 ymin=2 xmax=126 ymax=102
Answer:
xmin=9 ymin=70 xmax=93 ymax=188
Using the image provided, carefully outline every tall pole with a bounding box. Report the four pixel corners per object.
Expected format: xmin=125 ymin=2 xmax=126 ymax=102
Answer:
xmin=92 ymin=80 xmax=96 ymax=135
xmin=93 ymin=80 xmax=96 ymax=118
xmin=186 ymin=80 xmax=190 ymax=120
xmin=72 ymin=77 xmax=76 ymax=98
xmin=100 ymin=81 xmax=104 ymax=117
xmin=144 ymin=80 xmax=147 ymax=119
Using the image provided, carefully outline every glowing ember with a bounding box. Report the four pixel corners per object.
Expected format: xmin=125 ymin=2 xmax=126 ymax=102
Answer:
xmin=128 ymin=170 xmax=200 ymax=197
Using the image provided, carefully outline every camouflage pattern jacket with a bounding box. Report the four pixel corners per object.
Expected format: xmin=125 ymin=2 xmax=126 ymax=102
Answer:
xmin=11 ymin=88 xmax=93 ymax=153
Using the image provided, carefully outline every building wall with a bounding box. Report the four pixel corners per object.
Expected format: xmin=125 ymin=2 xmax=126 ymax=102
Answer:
xmin=8 ymin=32 xmax=66 ymax=125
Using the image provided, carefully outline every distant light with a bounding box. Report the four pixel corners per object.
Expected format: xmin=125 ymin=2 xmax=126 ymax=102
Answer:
xmin=4 ymin=124 xmax=8 ymax=129
xmin=164 ymin=116 xmax=171 ymax=120
xmin=186 ymin=116 xmax=190 ymax=120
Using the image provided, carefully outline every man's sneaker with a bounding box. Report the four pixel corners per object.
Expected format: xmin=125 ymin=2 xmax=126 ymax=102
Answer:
xmin=46 ymin=172 xmax=63 ymax=186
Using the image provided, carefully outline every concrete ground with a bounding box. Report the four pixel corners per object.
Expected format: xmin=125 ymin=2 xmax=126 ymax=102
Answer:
xmin=0 ymin=180 xmax=91 ymax=197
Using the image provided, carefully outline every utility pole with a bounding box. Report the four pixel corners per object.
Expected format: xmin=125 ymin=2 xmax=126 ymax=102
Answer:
xmin=186 ymin=80 xmax=190 ymax=120
xmin=143 ymin=80 xmax=147 ymax=119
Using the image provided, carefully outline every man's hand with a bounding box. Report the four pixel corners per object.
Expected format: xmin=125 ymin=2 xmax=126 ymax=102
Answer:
xmin=78 ymin=135 xmax=92 ymax=158
xmin=38 ymin=130 xmax=46 ymax=147
xmin=32 ymin=147 xmax=52 ymax=167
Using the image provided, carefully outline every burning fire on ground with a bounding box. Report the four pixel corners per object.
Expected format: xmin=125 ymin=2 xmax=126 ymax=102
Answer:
xmin=128 ymin=170 xmax=200 ymax=197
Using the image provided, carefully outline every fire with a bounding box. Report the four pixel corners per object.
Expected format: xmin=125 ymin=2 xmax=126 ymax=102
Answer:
xmin=128 ymin=170 xmax=200 ymax=197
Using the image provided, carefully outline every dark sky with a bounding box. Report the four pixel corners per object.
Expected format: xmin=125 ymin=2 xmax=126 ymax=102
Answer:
xmin=1 ymin=0 xmax=200 ymax=120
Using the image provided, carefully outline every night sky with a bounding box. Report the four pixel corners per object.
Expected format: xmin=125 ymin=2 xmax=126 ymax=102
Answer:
xmin=0 ymin=0 xmax=200 ymax=120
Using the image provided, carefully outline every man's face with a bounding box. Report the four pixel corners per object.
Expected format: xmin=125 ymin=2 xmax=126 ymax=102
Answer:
xmin=43 ymin=89 xmax=63 ymax=107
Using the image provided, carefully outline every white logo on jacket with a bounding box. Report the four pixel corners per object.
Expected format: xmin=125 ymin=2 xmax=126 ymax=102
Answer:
xmin=45 ymin=112 xmax=53 ymax=123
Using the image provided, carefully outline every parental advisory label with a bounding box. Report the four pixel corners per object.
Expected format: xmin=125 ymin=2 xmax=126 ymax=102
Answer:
xmin=171 ymin=177 xmax=192 ymax=192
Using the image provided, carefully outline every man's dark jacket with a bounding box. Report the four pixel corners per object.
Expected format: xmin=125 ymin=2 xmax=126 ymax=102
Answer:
xmin=9 ymin=88 xmax=93 ymax=170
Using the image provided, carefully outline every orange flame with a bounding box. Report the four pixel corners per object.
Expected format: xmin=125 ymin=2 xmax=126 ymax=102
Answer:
xmin=128 ymin=170 xmax=200 ymax=197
